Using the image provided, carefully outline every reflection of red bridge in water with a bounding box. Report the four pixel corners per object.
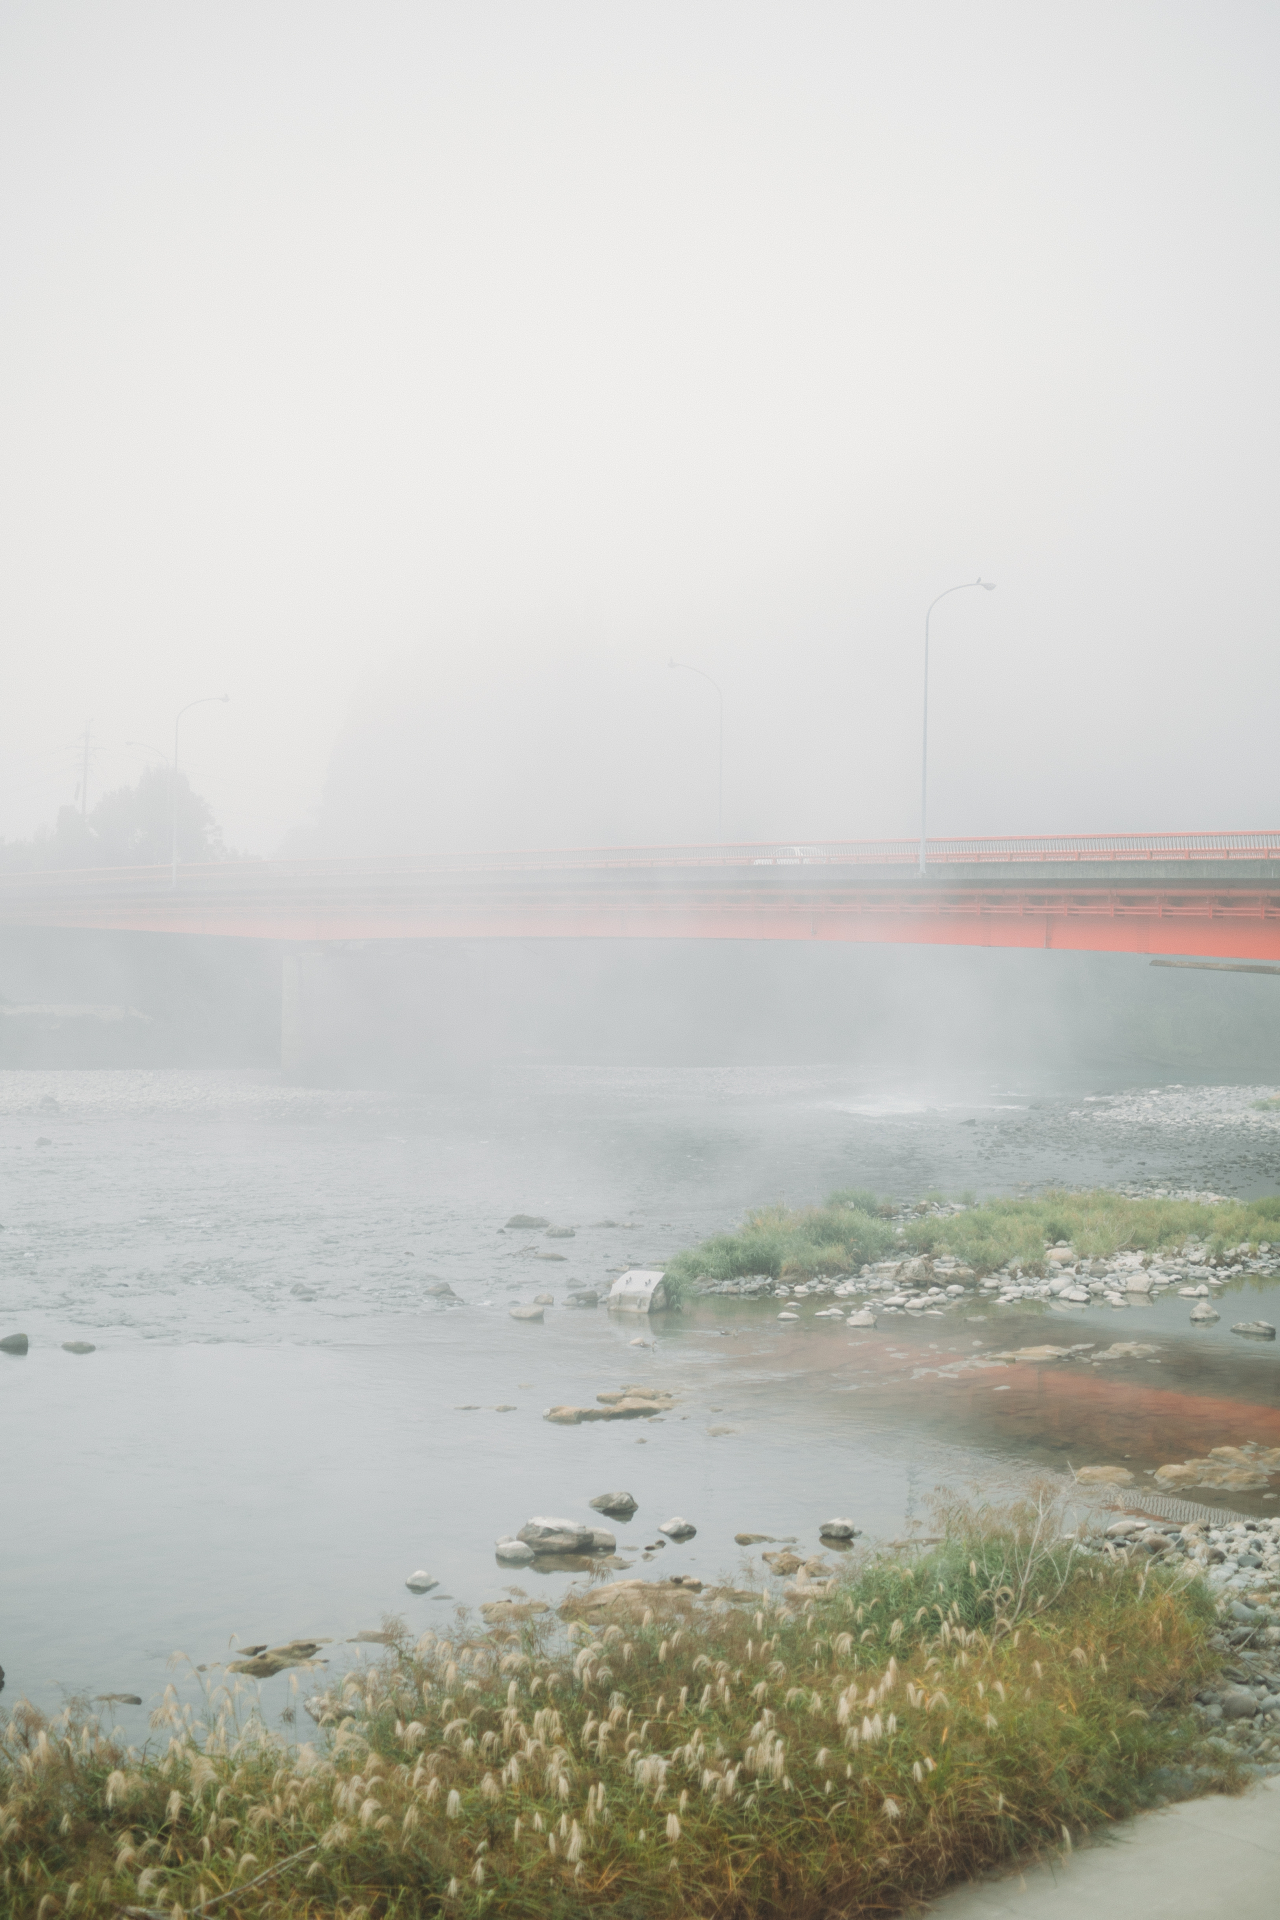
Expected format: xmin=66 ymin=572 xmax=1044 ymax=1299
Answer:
xmin=3 ymin=832 xmax=1280 ymax=959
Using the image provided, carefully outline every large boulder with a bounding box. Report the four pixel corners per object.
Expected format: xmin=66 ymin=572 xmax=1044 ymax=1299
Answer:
xmin=660 ymin=1516 xmax=696 ymax=1541
xmin=517 ymin=1517 xmax=616 ymax=1555
xmin=590 ymin=1491 xmax=639 ymax=1518
xmin=0 ymin=1333 xmax=29 ymax=1355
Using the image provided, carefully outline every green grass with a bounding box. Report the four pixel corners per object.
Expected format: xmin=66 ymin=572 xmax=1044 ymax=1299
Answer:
xmin=662 ymin=1187 xmax=1280 ymax=1295
xmin=663 ymin=1202 xmax=900 ymax=1291
xmin=0 ymin=1512 xmax=1229 ymax=1918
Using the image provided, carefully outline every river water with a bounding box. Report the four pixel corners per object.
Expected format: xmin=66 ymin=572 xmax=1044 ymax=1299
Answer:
xmin=2 ymin=1065 xmax=1279 ymax=1727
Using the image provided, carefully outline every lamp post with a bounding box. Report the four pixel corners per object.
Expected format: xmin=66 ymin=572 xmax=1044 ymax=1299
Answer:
xmin=171 ymin=696 xmax=229 ymax=886
xmin=919 ymin=580 xmax=994 ymax=875
xmin=668 ymin=658 xmax=724 ymax=842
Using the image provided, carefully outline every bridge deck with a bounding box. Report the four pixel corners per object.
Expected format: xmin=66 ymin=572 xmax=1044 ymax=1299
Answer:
xmin=2 ymin=835 xmax=1279 ymax=959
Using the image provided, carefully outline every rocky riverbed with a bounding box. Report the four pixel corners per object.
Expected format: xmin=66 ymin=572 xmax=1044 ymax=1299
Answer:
xmin=1075 ymin=1509 xmax=1280 ymax=1779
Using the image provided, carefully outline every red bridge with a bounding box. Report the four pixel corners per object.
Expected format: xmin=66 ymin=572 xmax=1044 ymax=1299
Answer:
xmin=3 ymin=832 xmax=1280 ymax=960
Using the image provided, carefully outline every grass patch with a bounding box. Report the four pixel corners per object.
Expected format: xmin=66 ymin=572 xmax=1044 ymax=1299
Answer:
xmin=663 ymin=1187 xmax=1280 ymax=1294
xmin=1 ymin=1511 xmax=1230 ymax=1918
xmin=664 ymin=1202 xmax=900 ymax=1291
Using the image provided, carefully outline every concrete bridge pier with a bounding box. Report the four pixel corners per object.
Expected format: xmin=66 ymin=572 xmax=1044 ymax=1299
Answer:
xmin=281 ymin=945 xmax=331 ymax=1077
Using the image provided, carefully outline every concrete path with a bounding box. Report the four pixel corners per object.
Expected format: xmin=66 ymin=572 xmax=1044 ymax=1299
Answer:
xmin=921 ymin=1776 xmax=1280 ymax=1920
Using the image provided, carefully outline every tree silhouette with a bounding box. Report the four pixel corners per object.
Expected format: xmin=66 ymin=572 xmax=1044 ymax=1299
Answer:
xmin=1 ymin=766 xmax=226 ymax=870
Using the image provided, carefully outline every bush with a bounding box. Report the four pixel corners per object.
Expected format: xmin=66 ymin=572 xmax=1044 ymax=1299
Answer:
xmin=663 ymin=1187 xmax=1280 ymax=1293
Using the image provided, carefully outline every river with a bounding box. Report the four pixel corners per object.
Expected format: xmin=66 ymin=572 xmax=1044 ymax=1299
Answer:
xmin=2 ymin=1064 xmax=1278 ymax=1727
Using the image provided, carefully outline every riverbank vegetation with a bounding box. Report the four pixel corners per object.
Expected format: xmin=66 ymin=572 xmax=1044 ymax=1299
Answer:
xmin=0 ymin=1509 xmax=1228 ymax=1918
xmin=663 ymin=1187 xmax=1280 ymax=1294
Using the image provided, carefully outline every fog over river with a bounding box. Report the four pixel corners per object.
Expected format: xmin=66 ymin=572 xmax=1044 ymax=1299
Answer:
xmin=2 ymin=1066 xmax=1279 ymax=1728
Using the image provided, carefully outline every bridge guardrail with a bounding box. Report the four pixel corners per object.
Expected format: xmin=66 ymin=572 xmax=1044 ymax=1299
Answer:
xmin=3 ymin=830 xmax=1280 ymax=896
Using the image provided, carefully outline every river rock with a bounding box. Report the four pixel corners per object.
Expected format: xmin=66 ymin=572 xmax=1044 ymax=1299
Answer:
xmin=1232 ymin=1321 xmax=1277 ymax=1340
xmin=480 ymin=1599 xmax=548 ymax=1623
xmin=423 ymin=1280 xmax=455 ymax=1297
xmin=558 ymin=1578 xmax=707 ymax=1624
xmin=544 ymin=1390 xmax=669 ymax=1424
xmin=535 ymin=1253 xmax=567 ymax=1262
xmin=506 ymin=1215 xmax=549 ymax=1228
xmin=818 ymin=1518 xmax=857 ymax=1540
xmin=660 ymin=1516 xmax=696 ymax=1541
xmin=495 ymin=1536 xmax=536 ymax=1565
xmin=517 ymin=1516 xmax=592 ymax=1552
xmin=763 ymin=1549 xmax=803 ymax=1575
xmin=62 ymin=1341 xmax=96 ymax=1354
xmin=0 ymin=1333 xmax=29 ymax=1354
xmin=1124 ymin=1273 xmax=1154 ymax=1293
xmin=94 ymin=1693 xmax=143 ymax=1706
xmin=1074 ymin=1465 xmax=1134 ymax=1485
xmin=1219 ymin=1686 xmax=1259 ymax=1720
xmin=1190 ymin=1302 xmax=1220 ymax=1323
xmin=590 ymin=1491 xmax=638 ymax=1518
xmin=564 ymin=1291 xmax=599 ymax=1308
xmin=778 ymin=1310 xmax=799 ymax=1321
xmin=1154 ymin=1454 xmax=1271 ymax=1491
xmin=599 ymin=1386 xmax=675 ymax=1407
xmin=405 ymin=1571 xmax=439 ymax=1593
xmin=517 ymin=1517 xmax=614 ymax=1555
xmin=846 ymin=1308 xmax=877 ymax=1327
xmin=533 ymin=1292 xmax=554 ymax=1305
xmin=228 ymin=1638 xmax=330 ymax=1678
xmin=545 ymin=1226 xmax=576 ymax=1239
xmin=510 ymin=1303 xmax=545 ymax=1321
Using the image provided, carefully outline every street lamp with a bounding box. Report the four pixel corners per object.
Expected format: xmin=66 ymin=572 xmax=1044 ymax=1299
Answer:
xmin=668 ymin=658 xmax=724 ymax=842
xmin=171 ymin=696 xmax=229 ymax=886
xmin=919 ymin=580 xmax=995 ymax=875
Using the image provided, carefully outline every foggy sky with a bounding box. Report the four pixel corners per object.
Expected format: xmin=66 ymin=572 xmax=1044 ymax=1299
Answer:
xmin=2 ymin=3 xmax=1277 ymax=858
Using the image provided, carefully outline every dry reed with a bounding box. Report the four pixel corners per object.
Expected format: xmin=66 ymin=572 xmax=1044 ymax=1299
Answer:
xmin=0 ymin=1512 xmax=1231 ymax=1917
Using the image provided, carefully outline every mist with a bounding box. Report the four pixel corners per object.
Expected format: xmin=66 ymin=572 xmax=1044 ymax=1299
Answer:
xmin=8 ymin=11 xmax=1280 ymax=1869
xmin=2 ymin=2 xmax=1278 ymax=857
